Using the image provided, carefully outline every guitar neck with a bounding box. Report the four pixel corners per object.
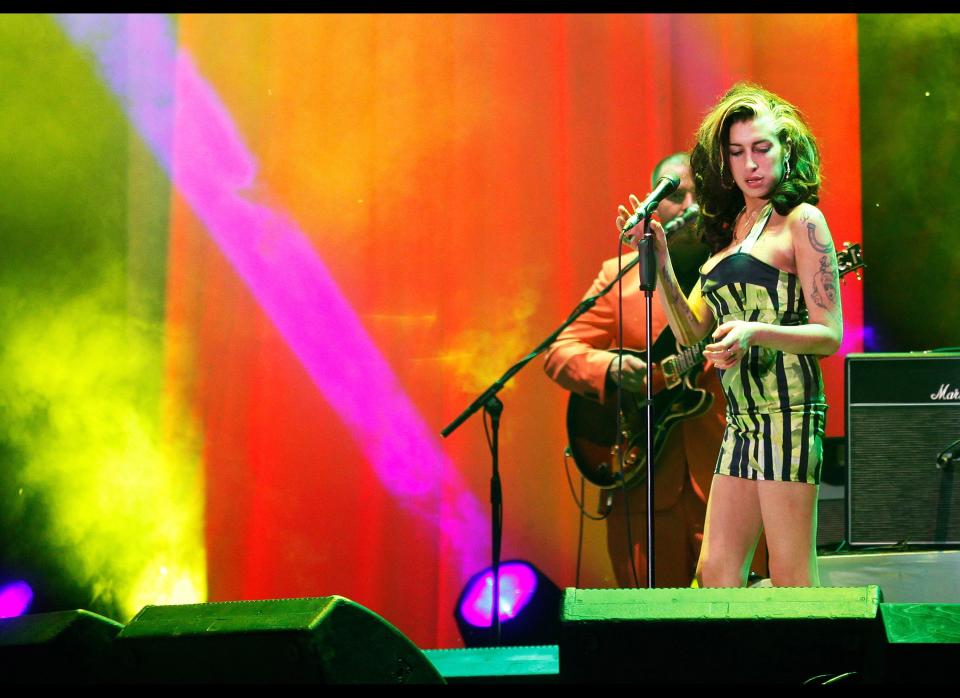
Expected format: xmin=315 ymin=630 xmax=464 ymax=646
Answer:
xmin=673 ymin=338 xmax=710 ymax=376
xmin=656 ymin=337 xmax=710 ymax=389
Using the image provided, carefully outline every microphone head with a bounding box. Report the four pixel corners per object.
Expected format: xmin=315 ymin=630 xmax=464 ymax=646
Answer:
xmin=663 ymin=204 xmax=700 ymax=234
xmin=658 ymin=173 xmax=681 ymax=192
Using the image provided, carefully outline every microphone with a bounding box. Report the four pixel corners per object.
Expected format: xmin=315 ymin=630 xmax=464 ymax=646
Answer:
xmin=936 ymin=438 xmax=960 ymax=470
xmin=621 ymin=204 xmax=699 ymax=246
xmin=619 ymin=174 xmax=680 ymax=235
xmin=663 ymin=203 xmax=700 ymax=237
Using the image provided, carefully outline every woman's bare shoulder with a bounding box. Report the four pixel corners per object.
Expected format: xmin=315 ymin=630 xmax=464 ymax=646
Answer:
xmin=785 ymin=202 xmax=828 ymax=229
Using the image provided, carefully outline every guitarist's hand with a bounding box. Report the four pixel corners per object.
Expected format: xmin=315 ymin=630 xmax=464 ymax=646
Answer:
xmin=607 ymin=354 xmax=647 ymax=392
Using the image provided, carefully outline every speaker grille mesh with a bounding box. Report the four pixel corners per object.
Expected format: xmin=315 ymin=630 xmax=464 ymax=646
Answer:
xmin=849 ymin=406 xmax=960 ymax=544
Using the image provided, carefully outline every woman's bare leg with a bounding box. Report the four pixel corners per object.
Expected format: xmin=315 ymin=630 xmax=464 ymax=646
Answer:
xmin=756 ymin=480 xmax=820 ymax=586
xmin=696 ymin=474 xmax=763 ymax=587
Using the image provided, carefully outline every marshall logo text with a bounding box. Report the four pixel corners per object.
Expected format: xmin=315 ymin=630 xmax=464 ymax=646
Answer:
xmin=931 ymin=384 xmax=960 ymax=400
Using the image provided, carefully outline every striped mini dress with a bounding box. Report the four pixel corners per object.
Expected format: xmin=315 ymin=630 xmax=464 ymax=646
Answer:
xmin=699 ymin=205 xmax=826 ymax=484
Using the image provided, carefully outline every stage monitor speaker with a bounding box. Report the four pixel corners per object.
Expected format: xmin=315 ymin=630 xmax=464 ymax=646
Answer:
xmin=0 ymin=609 xmax=124 ymax=683
xmin=846 ymin=352 xmax=960 ymax=545
xmin=422 ymin=646 xmax=560 ymax=684
xmin=112 ymin=596 xmax=444 ymax=684
xmin=560 ymin=587 xmax=885 ymax=684
xmin=875 ymin=603 xmax=960 ymax=683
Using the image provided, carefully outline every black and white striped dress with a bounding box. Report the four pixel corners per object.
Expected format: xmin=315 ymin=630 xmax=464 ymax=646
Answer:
xmin=699 ymin=205 xmax=826 ymax=484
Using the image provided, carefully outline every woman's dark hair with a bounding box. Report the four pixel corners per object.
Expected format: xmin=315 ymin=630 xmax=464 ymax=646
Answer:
xmin=690 ymin=82 xmax=822 ymax=253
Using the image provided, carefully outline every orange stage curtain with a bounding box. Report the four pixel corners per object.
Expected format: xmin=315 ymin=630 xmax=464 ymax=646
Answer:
xmin=166 ymin=14 xmax=861 ymax=648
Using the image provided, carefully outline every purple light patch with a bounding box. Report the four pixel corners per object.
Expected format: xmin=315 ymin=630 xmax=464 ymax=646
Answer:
xmin=0 ymin=581 xmax=33 ymax=618
xmin=459 ymin=562 xmax=538 ymax=627
xmin=55 ymin=14 xmax=489 ymax=577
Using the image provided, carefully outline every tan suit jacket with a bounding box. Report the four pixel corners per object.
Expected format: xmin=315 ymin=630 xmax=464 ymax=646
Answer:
xmin=544 ymin=252 xmax=725 ymax=511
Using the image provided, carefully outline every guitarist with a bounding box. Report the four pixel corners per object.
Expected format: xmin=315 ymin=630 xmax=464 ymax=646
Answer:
xmin=544 ymin=153 xmax=768 ymax=588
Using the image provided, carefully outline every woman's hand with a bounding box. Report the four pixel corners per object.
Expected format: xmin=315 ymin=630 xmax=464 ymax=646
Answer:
xmin=703 ymin=320 xmax=758 ymax=369
xmin=617 ymin=195 xmax=668 ymax=259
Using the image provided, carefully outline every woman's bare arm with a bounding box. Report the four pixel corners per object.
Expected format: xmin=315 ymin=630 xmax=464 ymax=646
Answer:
xmin=704 ymin=204 xmax=843 ymax=368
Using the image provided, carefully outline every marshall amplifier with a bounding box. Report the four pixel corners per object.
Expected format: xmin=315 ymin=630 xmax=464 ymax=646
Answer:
xmin=846 ymin=352 xmax=960 ymax=545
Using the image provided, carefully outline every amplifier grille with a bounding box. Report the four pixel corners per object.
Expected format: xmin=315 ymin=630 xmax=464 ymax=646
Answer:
xmin=848 ymin=405 xmax=960 ymax=545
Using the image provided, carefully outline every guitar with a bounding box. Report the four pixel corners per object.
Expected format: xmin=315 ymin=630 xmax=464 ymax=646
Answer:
xmin=566 ymin=242 xmax=864 ymax=490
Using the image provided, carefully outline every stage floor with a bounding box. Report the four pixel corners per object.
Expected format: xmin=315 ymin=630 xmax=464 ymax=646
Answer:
xmin=818 ymin=549 xmax=960 ymax=603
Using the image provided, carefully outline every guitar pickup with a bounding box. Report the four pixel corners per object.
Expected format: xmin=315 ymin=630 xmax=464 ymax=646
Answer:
xmin=660 ymin=356 xmax=682 ymax=389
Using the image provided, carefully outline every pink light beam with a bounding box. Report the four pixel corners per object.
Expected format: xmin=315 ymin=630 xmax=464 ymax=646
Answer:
xmin=56 ymin=13 xmax=488 ymax=578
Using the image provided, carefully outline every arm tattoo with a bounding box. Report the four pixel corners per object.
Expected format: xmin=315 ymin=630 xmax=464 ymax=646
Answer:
xmin=806 ymin=220 xmax=834 ymax=254
xmin=811 ymin=255 xmax=839 ymax=310
xmin=661 ymin=261 xmax=698 ymax=340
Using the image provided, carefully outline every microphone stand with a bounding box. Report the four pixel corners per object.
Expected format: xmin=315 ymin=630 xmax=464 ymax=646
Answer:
xmin=636 ymin=214 xmax=658 ymax=588
xmin=441 ymin=248 xmax=652 ymax=644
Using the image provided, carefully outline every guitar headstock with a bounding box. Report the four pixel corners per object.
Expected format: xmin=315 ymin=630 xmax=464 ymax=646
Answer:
xmin=837 ymin=242 xmax=865 ymax=282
